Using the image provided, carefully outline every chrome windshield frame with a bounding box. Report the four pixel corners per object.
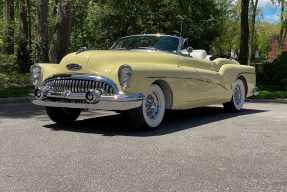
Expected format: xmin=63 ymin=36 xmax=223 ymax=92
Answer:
xmin=110 ymin=34 xmax=185 ymax=55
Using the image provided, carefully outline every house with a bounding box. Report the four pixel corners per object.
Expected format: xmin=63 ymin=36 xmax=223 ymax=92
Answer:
xmin=268 ymin=38 xmax=287 ymax=61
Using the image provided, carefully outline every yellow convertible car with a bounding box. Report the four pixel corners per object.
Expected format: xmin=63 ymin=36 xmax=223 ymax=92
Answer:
xmin=31 ymin=34 xmax=258 ymax=130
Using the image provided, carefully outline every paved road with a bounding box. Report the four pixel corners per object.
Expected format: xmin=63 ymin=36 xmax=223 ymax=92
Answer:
xmin=0 ymin=101 xmax=286 ymax=192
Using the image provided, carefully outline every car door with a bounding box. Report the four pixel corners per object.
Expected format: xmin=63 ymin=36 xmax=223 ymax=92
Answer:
xmin=180 ymin=55 xmax=229 ymax=103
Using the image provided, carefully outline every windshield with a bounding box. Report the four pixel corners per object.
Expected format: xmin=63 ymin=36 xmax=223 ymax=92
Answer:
xmin=111 ymin=35 xmax=180 ymax=53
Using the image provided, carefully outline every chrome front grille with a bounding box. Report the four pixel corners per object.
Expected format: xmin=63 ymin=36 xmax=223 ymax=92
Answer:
xmin=44 ymin=79 xmax=116 ymax=96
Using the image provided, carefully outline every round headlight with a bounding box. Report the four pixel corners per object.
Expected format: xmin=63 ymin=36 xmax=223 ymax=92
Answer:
xmin=118 ymin=65 xmax=132 ymax=90
xmin=30 ymin=64 xmax=42 ymax=85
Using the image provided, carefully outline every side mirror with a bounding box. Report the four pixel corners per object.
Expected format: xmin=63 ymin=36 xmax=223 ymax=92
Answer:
xmin=186 ymin=47 xmax=193 ymax=53
xmin=76 ymin=47 xmax=88 ymax=54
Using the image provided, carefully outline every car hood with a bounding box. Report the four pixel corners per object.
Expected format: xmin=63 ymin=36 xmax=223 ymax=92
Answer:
xmin=60 ymin=50 xmax=178 ymax=76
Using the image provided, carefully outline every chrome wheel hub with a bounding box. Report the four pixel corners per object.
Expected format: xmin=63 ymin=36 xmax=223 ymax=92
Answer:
xmin=145 ymin=92 xmax=161 ymax=120
xmin=234 ymin=85 xmax=242 ymax=105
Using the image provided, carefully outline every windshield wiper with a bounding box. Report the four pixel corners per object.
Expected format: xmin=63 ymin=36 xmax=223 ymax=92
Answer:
xmin=114 ymin=48 xmax=127 ymax=50
xmin=137 ymin=47 xmax=158 ymax=51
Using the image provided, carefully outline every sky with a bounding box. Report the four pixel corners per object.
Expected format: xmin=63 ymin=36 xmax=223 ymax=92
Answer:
xmin=258 ymin=0 xmax=280 ymax=23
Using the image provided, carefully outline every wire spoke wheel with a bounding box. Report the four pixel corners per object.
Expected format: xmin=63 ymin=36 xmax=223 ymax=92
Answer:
xmin=144 ymin=92 xmax=161 ymax=120
xmin=128 ymin=84 xmax=165 ymax=130
xmin=223 ymin=79 xmax=245 ymax=112
xmin=234 ymin=84 xmax=243 ymax=106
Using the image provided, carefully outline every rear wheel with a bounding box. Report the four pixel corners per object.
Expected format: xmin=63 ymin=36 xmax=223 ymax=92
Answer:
xmin=223 ymin=79 xmax=245 ymax=112
xmin=128 ymin=84 xmax=165 ymax=130
xmin=45 ymin=107 xmax=81 ymax=123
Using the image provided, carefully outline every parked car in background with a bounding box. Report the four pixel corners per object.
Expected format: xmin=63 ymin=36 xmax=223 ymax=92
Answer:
xmin=30 ymin=34 xmax=258 ymax=130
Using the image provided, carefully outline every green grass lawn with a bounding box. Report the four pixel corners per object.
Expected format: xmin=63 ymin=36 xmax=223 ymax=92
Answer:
xmin=250 ymin=84 xmax=287 ymax=100
xmin=0 ymin=66 xmax=32 ymax=98
xmin=0 ymin=86 xmax=34 ymax=98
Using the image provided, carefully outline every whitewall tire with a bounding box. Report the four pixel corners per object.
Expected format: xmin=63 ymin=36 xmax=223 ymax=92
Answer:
xmin=128 ymin=84 xmax=165 ymax=130
xmin=223 ymin=79 xmax=245 ymax=112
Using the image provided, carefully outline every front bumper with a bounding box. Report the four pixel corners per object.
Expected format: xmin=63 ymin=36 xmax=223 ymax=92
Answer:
xmin=30 ymin=74 xmax=145 ymax=111
xmin=31 ymin=91 xmax=145 ymax=111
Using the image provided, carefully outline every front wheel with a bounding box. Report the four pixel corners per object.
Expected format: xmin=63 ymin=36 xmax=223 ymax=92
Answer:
xmin=128 ymin=84 xmax=165 ymax=130
xmin=45 ymin=107 xmax=81 ymax=123
xmin=223 ymin=79 xmax=245 ymax=112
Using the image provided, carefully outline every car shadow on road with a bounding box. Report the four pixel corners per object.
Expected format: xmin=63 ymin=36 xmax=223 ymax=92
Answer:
xmin=43 ymin=106 xmax=267 ymax=136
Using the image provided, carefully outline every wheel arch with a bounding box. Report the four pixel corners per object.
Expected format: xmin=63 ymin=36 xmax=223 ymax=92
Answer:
xmin=237 ymin=75 xmax=248 ymax=97
xmin=153 ymin=80 xmax=173 ymax=109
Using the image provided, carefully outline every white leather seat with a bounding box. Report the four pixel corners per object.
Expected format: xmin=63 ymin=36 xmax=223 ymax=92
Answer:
xmin=190 ymin=50 xmax=207 ymax=59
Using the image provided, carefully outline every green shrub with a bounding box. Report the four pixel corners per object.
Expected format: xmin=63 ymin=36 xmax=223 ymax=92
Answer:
xmin=0 ymin=54 xmax=31 ymax=88
xmin=0 ymin=54 xmax=18 ymax=73
xmin=256 ymin=52 xmax=287 ymax=90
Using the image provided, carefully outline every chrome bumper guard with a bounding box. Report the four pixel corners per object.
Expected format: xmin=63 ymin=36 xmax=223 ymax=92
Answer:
xmin=252 ymin=87 xmax=259 ymax=96
xmin=31 ymin=87 xmax=144 ymax=111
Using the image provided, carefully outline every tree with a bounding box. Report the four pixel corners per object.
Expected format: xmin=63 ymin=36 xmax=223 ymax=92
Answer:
xmin=278 ymin=0 xmax=287 ymax=51
xmin=212 ymin=0 xmax=241 ymax=56
xmin=49 ymin=0 xmax=74 ymax=63
xmin=26 ymin=0 xmax=32 ymax=50
xmin=256 ymin=21 xmax=280 ymax=60
xmin=17 ymin=0 xmax=31 ymax=72
xmin=248 ymin=0 xmax=258 ymax=65
xmin=2 ymin=0 xmax=14 ymax=55
xmin=71 ymin=0 xmax=223 ymax=52
xmin=239 ymin=0 xmax=250 ymax=65
xmin=269 ymin=0 xmax=287 ymax=54
xmin=35 ymin=0 xmax=49 ymax=63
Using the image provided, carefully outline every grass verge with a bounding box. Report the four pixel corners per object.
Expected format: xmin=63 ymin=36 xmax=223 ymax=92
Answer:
xmin=0 ymin=86 xmax=34 ymax=98
xmin=250 ymin=84 xmax=287 ymax=100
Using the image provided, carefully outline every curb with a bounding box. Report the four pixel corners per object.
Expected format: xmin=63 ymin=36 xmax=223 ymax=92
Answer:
xmin=246 ymin=98 xmax=287 ymax=104
xmin=0 ymin=97 xmax=31 ymax=104
xmin=0 ymin=97 xmax=286 ymax=104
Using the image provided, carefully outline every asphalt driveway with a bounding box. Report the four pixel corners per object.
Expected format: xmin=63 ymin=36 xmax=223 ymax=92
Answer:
xmin=0 ymin=101 xmax=286 ymax=191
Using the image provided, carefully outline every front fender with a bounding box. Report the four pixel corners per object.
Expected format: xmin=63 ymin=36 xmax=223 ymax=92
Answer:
xmin=109 ymin=66 xmax=152 ymax=95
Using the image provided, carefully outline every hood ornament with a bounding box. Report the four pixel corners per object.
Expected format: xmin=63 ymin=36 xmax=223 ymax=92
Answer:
xmin=66 ymin=63 xmax=82 ymax=71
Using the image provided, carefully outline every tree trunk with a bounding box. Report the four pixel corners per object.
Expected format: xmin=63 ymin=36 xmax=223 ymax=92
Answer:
xmin=27 ymin=0 xmax=32 ymax=50
xmin=278 ymin=0 xmax=285 ymax=52
xmin=238 ymin=0 xmax=249 ymax=65
xmin=18 ymin=0 xmax=31 ymax=72
xmin=3 ymin=0 xmax=14 ymax=55
xmin=248 ymin=0 xmax=258 ymax=66
xmin=35 ymin=0 xmax=49 ymax=63
xmin=49 ymin=0 xmax=74 ymax=63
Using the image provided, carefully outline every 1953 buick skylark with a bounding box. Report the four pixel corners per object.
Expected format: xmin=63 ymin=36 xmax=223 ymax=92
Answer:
xmin=30 ymin=34 xmax=258 ymax=130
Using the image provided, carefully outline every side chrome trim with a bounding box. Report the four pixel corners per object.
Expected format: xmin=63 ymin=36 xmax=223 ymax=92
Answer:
xmin=187 ymin=98 xmax=218 ymax=103
xmin=147 ymin=76 xmax=228 ymax=90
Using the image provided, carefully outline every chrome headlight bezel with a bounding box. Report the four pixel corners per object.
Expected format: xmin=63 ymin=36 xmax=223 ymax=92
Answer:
xmin=30 ymin=64 xmax=42 ymax=85
xmin=118 ymin=65 xmax=133 ymax=90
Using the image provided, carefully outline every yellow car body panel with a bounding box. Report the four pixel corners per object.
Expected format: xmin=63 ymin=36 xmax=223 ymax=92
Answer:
xmin=35 ymin=49 xmax=256 ymax=110
xmin=31 ymin=34 xmax=258 ymax=129
xmin=32 ymin=35 xmax=257 ymax=117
